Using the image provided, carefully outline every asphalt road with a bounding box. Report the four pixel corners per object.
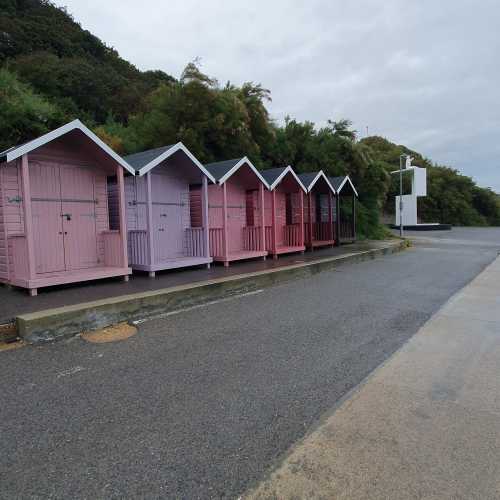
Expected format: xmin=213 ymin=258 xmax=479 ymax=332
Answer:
xmin=1 ymin=228 xmax=499 ymax=499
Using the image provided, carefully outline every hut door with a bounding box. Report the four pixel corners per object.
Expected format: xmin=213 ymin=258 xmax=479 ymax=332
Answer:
xmin=59 ymin=166 xmax=98 ymax=270
xmin=151 ymin=174 xmax=170 ymax=262
xmin=31 ymin=162 xmax=66 ymax=274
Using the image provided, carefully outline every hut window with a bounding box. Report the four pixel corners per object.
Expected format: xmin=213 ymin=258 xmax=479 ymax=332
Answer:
xmin=285 ymin=193 xmax=293 ymax=225
xmin=315 ymin=193 xmax=322 ymax=223
xmin=246 ymin=190 xmax=256 ymax=226
xmin=189 ymin=184 xmax=202 ymax=227
xmin=107 ymin=175 xmax=119 ymax=230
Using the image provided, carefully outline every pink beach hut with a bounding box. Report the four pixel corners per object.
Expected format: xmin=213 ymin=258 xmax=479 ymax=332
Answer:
xmin=0 ymin=120 xmax=134 ymax=296
xmin=298 ymin=171 xmax=337 ymax=249
xmin=205 ymin=157 xmax=269 ymax=266
xmin=121 ymin=144 xmax=215 ymax=277
xmin=261 ymin=166 xmax=307 ymax=258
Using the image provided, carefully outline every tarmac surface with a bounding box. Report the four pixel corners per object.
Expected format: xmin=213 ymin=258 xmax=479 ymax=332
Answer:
xmin=246 ymin=245 xmax=500 ymax=499
xmin=0 ymin=228 xmax=499 ymax=499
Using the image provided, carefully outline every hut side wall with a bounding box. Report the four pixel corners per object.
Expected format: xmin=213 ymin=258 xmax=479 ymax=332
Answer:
xmin=0 ymin=166 xmax=8 ymax=281
xmin=1 ymin=161 xmax=24 ymax=279
xmin=208 ymin=184 xmax=223 ymax=228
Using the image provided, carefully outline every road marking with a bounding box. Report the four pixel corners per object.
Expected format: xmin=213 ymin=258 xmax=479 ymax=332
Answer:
xmin=132 ymin=289 xmax=265 ymax=325
xmin=56 ymin=366 xmax=85 ymax=378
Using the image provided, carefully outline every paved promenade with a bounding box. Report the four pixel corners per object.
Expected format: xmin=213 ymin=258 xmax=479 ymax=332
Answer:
xmin=246 ymin=253 xmax=500 ymax=499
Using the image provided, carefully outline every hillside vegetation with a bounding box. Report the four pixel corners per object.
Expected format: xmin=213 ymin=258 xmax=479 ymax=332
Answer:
xmin=1 ymin=0 xmax=499 ymax=235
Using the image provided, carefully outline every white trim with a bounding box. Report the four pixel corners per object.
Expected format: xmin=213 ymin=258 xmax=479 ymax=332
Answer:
xmin=268 ymin=166 xmax=307 ymax=192
xmin=218 ymin=157 xmax=270 ymax=188
xmin=2 ymin=119 xmax=136 ymax=175
xmin=337 ymin=175 xmax=358 ymax=197
xmin=136 ymin=142 xmax=216 ymax=183
xmin=303 ymin=170 xmax=336 ymax=194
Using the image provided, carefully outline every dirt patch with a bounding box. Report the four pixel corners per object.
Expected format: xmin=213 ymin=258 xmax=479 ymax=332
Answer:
xmin=0 ymin=340 xmax=24 ymax=352
xmin=81 ymin=322 xmax=138 ymax=344
xmin=0 ymin=323 xmax=17 ymax=343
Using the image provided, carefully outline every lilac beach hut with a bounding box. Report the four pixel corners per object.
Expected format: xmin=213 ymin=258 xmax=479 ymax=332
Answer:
xmin=122 ymin=144 xmax=215 ymax=276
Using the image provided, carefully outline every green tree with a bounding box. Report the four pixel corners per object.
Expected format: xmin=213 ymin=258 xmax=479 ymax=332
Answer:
xmin=0 ymin=67 xmax=65 ymax=150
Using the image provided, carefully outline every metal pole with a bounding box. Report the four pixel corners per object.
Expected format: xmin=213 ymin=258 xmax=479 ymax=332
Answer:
xmin=399 ymin=155 xmax=404 ymax=238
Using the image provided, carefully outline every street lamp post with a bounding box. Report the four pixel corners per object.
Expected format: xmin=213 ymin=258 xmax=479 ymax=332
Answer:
xmin=399 ymin=154 xmax=406 ymax=238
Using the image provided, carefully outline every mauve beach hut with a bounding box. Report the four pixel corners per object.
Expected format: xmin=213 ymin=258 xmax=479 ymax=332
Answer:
xmin=261 ymin=166 xmax=306 ymax=258
xmin=298 ymin=171 xmax=337 ymax=249
xmin=330 ymin=175 xmax=358 ymax=244
xmin=0 ymin=120 xmax=134 ymax=296
xmin=121 ymin=144 xmax=215 ymax=277
xmin=205 ymin=157 xmax=269 ymax=266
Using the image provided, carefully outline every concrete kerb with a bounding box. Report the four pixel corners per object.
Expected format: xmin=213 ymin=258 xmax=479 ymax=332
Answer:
xmin=17 ymin=240 xmax=407 ymax=344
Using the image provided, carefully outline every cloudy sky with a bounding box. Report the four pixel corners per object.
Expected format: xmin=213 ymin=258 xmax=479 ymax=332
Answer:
xmin=55 ymin=0 xmax=500 ymax=191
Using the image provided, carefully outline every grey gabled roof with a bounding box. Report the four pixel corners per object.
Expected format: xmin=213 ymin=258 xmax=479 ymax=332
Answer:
xmin=124 ymin=143 xmax=216 ymax=181
xmin=204 ymin=158 xmax=241 ymax=182
xmin=297 ymin=172 xmax=319 ymax=189
xmin=260 ymin=167 xmax=287 ymax=185
xmin=125 ymin=145 xmax=175 ymax=169
xmin=329 ymin=176 xmax=346 ymax=192
xmin=261 ymin=166 xmax=307 ymax=192
xmin=329 ymin=175 xmax=358 ymax=196
xmin=298 ymin=171 xmax=336 ymax=193
xmin=204 ymin=157 xmax=269 ymax=187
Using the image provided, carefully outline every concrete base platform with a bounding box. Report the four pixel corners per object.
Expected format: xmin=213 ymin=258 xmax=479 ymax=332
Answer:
xmin=14 ymin=239 xmax=407 ymax=344
xmin=391 ymin=223 xmax=452 ymax=231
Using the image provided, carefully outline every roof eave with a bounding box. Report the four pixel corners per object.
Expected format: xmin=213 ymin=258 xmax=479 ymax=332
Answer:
xmin=218 ymin=157 xmax=270 ymax=188
xmin=137 ymin=143 xmax=215 ymax=183
xmin=2 ymin=119 xmax=136 ymax=175
xmin=337 ymin=175 xmax=359 ymax=197
xmin=270 ymin=166 xmax=307 ymax=192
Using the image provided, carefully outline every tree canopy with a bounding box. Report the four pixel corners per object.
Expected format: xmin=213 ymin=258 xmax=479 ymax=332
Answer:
xmin=1 ymin=0 xmax=498 ymax=236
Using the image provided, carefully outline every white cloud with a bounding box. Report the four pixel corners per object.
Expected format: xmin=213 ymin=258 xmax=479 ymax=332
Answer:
xmin=56 ymin=0 xmax=500 ymax=190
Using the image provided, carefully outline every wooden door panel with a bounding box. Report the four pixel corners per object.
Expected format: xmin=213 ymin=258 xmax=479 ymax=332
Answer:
xmin=30 ymin=162 xmax=65 ymax=274
xmin=60 ymin=167 xmax=98 ymax=270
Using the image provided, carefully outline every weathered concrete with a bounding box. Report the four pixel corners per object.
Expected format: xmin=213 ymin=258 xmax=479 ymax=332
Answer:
xmin=16 ymin=239 xmax=406 ymax=344
xmin=245 ymin=255 xmax=500 ymax=500
xmin=0 ymin=240 xmax=396 ymax=323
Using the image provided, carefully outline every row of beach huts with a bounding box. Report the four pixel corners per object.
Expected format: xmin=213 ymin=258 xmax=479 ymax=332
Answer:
xmin=0 ymin=120 xmax=358 ymax=296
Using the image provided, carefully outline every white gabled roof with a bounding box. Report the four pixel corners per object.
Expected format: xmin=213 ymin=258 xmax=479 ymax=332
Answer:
xmin=269 ymin=166 xmax=307 ymax=192
xmin=300 ymin=170 xmax=336 ymax=194
xmin=218 ymin=157 xmax=270 ymax=188
xmin=0 ymin=119 xmax=136 ymax=175
xmin=135 ymin=142 xmax=216 ymax=183
xmin=337 ymin=175 xmax=359 ymax=197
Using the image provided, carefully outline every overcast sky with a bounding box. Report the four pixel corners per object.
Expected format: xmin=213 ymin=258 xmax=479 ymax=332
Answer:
xmin=55 ymin=0 xmax=500 ymax=191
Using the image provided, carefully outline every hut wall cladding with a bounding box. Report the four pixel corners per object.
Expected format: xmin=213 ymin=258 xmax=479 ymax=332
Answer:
xmin=208 ymin=182 xmax=250 ymax=253
xmin=0 ymin=160 xmax=24 ymax=283
xmin=0 ymin=142 xmax=112 ymax=279
xmin=107 ymin=176 xmax=120 ymax=230
xmin=30 ymin=141 xmax=111 ymax=266
xmin=125 ymin=168 xmax=192 ymax=258
xmin=304 ymin=193 xmax=330 ymax=223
